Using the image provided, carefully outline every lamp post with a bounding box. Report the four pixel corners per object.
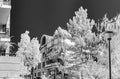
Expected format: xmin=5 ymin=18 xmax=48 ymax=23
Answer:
xmin=105 ymin=30 xmax=116 ymax=79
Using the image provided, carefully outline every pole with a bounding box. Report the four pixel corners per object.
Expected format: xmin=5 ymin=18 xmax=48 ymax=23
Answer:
xmin=108 ymin=38 xmax=111 ymax=79
xmin=54 ymin=69 xmax=56 ymax=79
xmin=105 ymin=30 xmax=115 ymax=79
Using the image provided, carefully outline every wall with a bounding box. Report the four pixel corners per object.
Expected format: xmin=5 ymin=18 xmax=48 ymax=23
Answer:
xmin=0 ymin=56 xmax=23 ymax=79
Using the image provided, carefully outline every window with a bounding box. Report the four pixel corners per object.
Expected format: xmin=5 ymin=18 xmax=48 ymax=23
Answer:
xmin=34 ymin=73 xmax=36 ymax=77
xmin=3 ymin=0 xmax=11 ymax=5
xmin=38 ymin=72 xmax=41 ymax=76
xmin=41 ymin=36 xmax=46 ymax=45
xmin=57 ymin=58 xmax=64 ymax=65
xmin=38 ymin=63 xmax=41 ymax=69
xmin=46 ymin=59 xmax=56 ymax=65
xmin=47 ymin=48 xmax=53 ymax=54
xmin=42 ymin=52 xmax=45 ymax=58
xmin=0 ymin=25 xmax=6 ymax=33
xmin=42 ymin=62 xmax=45 ymax=67
xmin=64 ymin=73 xmax=69 ymax=79
xmin=46 ymin=60 xmax=51 ymax=65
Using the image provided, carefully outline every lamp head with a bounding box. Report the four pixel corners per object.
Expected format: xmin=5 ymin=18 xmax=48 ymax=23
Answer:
xmin=105 ymin=30 xmax=116 ymax=40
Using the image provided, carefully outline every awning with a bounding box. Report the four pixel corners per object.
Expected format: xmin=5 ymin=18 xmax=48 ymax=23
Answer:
xmin=0 ymin=6 xmax=11 ymax=25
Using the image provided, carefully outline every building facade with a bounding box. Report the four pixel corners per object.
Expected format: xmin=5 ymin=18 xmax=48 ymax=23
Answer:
xmin=33 ymin=34 xmax=66 ymax=79
xmin=0 ymin=1 xmax=26 ymax=79
xmin=0 ymin=56 xmax=24 ymax=79
xmin=0 ymin=0 xmax=11 ymax=56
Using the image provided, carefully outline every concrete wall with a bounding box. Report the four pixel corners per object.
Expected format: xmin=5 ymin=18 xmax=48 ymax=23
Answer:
xmin=0 ymin=56 xmax=23 ymax=79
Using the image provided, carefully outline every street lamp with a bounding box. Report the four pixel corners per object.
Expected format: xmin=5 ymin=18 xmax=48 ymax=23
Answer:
xmin=105 ymin=30 xmax=116 ymax=79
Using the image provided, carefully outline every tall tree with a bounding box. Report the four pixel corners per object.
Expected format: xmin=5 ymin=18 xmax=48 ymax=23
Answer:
xmin=16 ymin=31 xmax=41 ymax=75
xmin=58 ymin=7 xmax=110 ymax=79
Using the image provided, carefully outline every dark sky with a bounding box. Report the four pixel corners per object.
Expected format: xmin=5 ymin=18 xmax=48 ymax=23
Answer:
xmin=10 ymin=0 xmax=120 ymax=47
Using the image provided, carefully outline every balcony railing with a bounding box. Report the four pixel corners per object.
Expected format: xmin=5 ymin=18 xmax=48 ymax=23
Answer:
xmin=45 ymin=62 xmax=60 ymax=69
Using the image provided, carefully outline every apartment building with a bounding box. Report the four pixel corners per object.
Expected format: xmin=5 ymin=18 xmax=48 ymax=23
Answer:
xmin=0 ymin=0 xmax=11 ymax=56
xmin=0 ymin=1 xmax=27 ymax=79
xmin=33 ymin=34 xmax=65 ymax=79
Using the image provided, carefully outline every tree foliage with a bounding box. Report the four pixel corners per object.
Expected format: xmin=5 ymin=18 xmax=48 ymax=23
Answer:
xmin=16 ymin=31 xmax=41 ymax=75
xmin=15 ymin=6 xmax=120 ymax=79
xmin=53 ymin=7 xmax=120 ymax=79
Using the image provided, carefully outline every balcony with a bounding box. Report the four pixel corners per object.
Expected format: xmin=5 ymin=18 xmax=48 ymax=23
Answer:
xmin=45 ymin=62 xmax=60 ymax=69
xmin=0 ymin=0 xmax=11 ymax=6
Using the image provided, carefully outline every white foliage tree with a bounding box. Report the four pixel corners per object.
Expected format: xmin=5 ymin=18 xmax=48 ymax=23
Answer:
xmin=16 ymin=31 xmax=31 ymax=62
xmin=67 ymin=7 xmax=95 ymax=37
xmin=57 ymin=7 xmax=110 ymax=79
xmin=15 ymin=7 xmax=120 ymax=79
xmin=30 ymin=37 xmax=41 ymax=66
xmin=16 ymin=31 xmax=41 ymax=75
xmin=52 ymin=6 xmax=120 ymax=79
xmin=39 ymin=6 xmax=120 ymax=79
